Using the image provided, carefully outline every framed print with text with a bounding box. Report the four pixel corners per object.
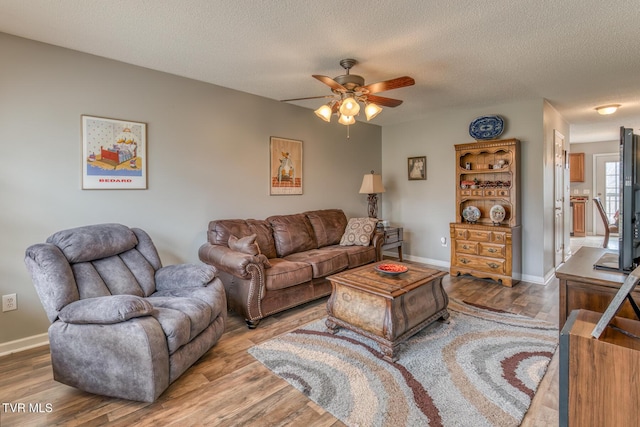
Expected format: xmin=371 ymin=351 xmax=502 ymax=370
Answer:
xmin=82 ymin=115 xmax=147 ymax=189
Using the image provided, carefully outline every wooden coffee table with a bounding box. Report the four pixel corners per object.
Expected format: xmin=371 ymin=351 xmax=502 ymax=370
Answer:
xmin=326 ymin=261 xmax=449 ymax=362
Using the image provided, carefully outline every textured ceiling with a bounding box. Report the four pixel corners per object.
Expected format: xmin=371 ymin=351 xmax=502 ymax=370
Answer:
xmin=2 ymin=0 xmax=639 ymax=143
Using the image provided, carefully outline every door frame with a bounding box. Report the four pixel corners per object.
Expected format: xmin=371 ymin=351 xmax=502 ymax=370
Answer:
xmin=592 ymin=152 xmax=619 ymax=235
xmin=554 ymin=129 xmax=567 ymax=266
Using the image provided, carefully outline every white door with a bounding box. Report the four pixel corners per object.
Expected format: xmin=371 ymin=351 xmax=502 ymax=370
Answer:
xmin=555 ymin=130 xmax=566 ymax=266
xmin=594 ymin=153 xmax=620 ymax=235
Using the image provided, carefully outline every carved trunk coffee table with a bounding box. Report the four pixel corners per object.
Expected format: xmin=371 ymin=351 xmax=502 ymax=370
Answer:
xmin=326 ymin=261 xmax=449 ymax=362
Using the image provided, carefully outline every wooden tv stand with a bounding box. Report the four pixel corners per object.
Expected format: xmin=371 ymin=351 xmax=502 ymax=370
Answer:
xmin=555 ymin=247 xmax=640 ymax=329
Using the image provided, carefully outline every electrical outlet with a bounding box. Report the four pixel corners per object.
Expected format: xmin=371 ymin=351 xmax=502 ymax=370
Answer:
xmin=440 ymin=237 xmax=447 ymax=247
xmin=2 ymin=293 xmax=17 ymax=312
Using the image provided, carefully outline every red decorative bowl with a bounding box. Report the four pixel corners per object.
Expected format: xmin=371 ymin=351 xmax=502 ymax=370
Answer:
xmin=374 ymin=263 xmax=409 ymax=276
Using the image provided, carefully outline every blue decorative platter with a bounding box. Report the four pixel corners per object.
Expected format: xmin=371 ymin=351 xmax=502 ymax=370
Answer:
xmin=469 ymin=115 xmax=504 ymax=140
xmin=462 ymin=206 xmax=481 ymax=223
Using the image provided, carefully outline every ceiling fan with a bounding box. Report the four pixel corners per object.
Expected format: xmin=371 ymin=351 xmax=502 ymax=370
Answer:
xmin=281 ymin=59 xmax=415 ymax=126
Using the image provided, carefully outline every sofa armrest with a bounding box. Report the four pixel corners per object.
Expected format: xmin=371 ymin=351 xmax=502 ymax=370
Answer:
xmin=198 ymin=243 xmax=262 ymax=279
xmin=371 ymin=229 xmax=384 ymax=261
xmin=155 ymin=263 xmax=217 ymax=291
xmin=57 ymin=295 xmax=154 ymax=325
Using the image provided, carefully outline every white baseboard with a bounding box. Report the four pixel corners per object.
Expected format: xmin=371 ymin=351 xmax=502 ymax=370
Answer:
xmin=0 ymin=333 xmax=49 ymax=358
xmin=397 ymin=253 xmax=450 ymax=269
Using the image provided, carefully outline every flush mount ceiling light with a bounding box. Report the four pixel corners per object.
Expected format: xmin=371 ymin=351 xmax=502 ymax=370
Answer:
xmin=595 ymin=104 xmax=621 ymax=115
xmin=281 ymin=59 xmax=415 ymax=137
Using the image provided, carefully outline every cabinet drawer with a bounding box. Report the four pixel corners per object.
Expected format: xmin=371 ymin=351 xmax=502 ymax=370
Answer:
xmin=456 ymin=240 xmax=478 ymax=255
xmin=497 ymin=189 xmax=510 ymax=197
xmin=455 ymin=255 xmax=506 ymax=274
xmin=383 ymin=228 xmax=402 ymax=243
xmin=478 ymin=243 xmax=505 ymax=258
xmin=468 ymin=230 xmax=491 ymax=242
xmin=454 ymin=228 xmax=469 ymax=240
xmin=492 ymin=232 xmax=506 ymax=243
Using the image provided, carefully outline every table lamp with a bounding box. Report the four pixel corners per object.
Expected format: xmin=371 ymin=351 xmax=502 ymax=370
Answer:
xmin=359 ymin=170 xmax=386 ymax=218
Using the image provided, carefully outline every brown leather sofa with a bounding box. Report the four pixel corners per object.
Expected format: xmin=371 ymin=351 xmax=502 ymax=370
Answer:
xmin=199 ymin=209 xmax=383 ymax=328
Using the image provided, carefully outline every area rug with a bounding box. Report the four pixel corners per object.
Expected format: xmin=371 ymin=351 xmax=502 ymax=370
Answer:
xmin=248 ymin=299 xmax=558 ymax=427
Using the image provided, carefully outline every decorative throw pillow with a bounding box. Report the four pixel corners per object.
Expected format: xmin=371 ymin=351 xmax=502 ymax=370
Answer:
xmin=339 ymin=217 xmax=378 ymax=246
xmin=228 ymin=234 xmax=272 ymax=268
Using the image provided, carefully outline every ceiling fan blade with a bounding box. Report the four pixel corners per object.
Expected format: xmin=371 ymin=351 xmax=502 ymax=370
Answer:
xmin=281 ymin=95 xmax=337 ymax=102
xmin=366 ymin=94 xmax=403 ymax=107
xmin=313 ymin=75 xmax=347 ymax=92
xmin=362 ymin=76 xmax=415 ymax=94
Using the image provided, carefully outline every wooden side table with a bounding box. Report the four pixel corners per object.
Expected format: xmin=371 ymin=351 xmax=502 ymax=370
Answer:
xmin=381 ymin=227 xmax=403 ymax=261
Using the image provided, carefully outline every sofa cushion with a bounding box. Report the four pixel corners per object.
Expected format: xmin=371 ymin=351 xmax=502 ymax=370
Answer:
xmin=329 ymin=245 xmax=377 ymax=268
xmin=208 ymin=219 xmax=277 ymax=259
xmin=305 ymin=209 xmax=348 ymax=248
xmin=267 ymin=213 xmax=318 ymax=257
xmin=339 ymin=217 xmax=378 ymax=246
xmin=228 ymin=234 xmax=272 ymax=269
xmin=264 ymin=259 xmax=313 ymax=292
xmin=284 ymin=249 xmax=349 ymax=278
xmin=152 ymin=307 xmax=191 ymax=354
xmin=146 ymin=296 xmax=212 ymax=342
xmin=228 ymin=234 xmax=260 ymax=255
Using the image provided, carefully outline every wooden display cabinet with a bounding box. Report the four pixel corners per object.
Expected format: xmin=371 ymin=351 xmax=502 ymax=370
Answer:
xmin=450 ymin=139 xmax=521 ymax=287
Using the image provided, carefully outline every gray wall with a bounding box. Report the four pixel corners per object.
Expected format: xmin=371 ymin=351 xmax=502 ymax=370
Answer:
xmin=381 ymin=99 xmax=567 ymax=283
xmin=0 ymin=33 xmax=382 ymax=346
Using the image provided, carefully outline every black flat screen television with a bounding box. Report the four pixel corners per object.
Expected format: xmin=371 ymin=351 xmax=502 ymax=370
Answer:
xmin=595 ymin=127 xmax=640 ymax=273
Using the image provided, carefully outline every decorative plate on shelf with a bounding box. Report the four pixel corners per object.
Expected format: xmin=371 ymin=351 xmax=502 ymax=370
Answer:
xmin=469 ymin=115 xmax=504 ymax=140
xmin=462 ymin=206 xmax=481 ymax=223
xmin=374 ymin=263 xmax=409 ymax=276
xmin=489 ymin=204 xmax=506 ymax=225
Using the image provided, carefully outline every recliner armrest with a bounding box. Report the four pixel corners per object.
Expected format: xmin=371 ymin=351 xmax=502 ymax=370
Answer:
xmin=155 ymin=263 xmax=217 ymax=291
xmin=57 ymin=295 xmax=154 ymax=324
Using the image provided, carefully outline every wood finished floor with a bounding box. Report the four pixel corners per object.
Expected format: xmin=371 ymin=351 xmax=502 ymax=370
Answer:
xmin=0 ymin=262 xmax=560 ymax=427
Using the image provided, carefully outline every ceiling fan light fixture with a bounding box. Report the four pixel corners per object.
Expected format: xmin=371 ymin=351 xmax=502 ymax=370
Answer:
xmin=595 ymin=104 xmax=621 ymax=115
xmin=364 ymin=102 xmax=383 ymax=121
xmin=314 ymin=104 xmax=333 ymax=122
xmin=338 ymin=114 xmax=355 ymax=125
xmin=339 ymin=96 xmax=360 ymax=116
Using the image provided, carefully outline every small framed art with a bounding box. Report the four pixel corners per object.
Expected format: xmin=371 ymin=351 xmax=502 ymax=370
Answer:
xmin=81 ymin=115 xmax=147 ymax=189
xmin=270 ymin=136 xmax=303 ymax=195
xmin=408 ymin=156 xmax=426 ymax=180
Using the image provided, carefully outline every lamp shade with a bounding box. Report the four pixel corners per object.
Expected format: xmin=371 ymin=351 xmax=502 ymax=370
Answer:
xmin=338 ymin=114 xmax=355 ymax=125
xmin=339 ymin=97 xmax=360 ymax=116
xmin=314 ymin=104 xmax=333 ymax=122
xmin=359 ymin=172 xmax=386 ymax=194
xmin=595 ymin=104 xmax=621 ymax=115
xmin=364 ymin=103 xmax=383 ymax=121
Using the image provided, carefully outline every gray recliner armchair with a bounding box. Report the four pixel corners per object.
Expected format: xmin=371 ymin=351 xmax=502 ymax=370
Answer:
xmin=24 ymin=223 xmax=226 ymax=402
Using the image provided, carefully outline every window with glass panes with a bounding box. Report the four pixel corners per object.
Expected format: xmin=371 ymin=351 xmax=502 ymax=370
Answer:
xmin=605 ymin=160 xmax=620 ymax=223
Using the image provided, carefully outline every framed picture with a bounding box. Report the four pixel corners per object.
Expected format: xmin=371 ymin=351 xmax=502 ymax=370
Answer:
xmin=408 ymin=156 xmax=427 ymax=180
xmin=82 ymin=115 xmax=147 ymax=189
xmin=270 ymin=137 xmax=303 ymax=195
